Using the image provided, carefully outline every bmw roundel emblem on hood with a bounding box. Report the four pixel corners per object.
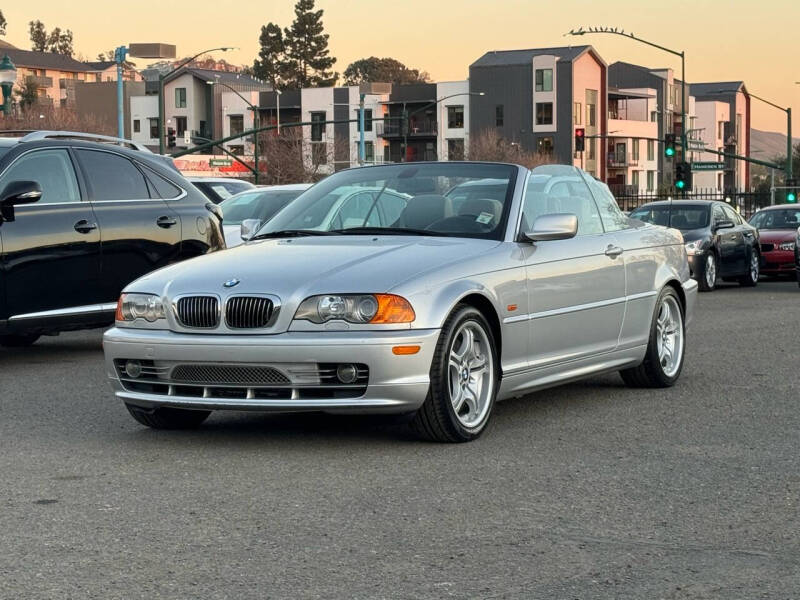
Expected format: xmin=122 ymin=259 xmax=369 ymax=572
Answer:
xmin=223 ymin=278 xmax=241 ymax=288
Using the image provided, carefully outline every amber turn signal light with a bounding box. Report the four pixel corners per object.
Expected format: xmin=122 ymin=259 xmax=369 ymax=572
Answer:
xmin=392 ymin=345 xmax=421 ymax=355
xmin=370 ymin=294 xmax=415 ymax=324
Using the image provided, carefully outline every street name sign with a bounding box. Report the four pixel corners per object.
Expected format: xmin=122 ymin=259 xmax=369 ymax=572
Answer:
xmin=691 ymin=162 xmax=725 ymax=171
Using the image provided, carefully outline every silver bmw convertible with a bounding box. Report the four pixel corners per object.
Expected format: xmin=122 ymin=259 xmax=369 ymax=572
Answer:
xmin=103 ymin=162 xmax=698 ymax=442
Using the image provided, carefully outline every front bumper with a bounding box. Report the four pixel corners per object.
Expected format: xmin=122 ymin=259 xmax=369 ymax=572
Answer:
xmin=760 ymin=250 xmax=795 ymax=274
xmin=682 ymin=278 xmax=699 ymax=327
xmin=103 ymin=327 xmax=440 ymax=414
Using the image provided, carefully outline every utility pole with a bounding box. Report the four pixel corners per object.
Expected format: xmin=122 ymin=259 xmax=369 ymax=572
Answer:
xmin=114 ymin=46 xmax=128 ymax=139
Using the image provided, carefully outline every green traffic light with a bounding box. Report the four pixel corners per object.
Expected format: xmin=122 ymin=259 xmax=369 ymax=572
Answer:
xmin=788 ymin=192 xmax=797 ymax=203
xmin=665 ymin=148 xmax=675 ymax=157
xmin=676 ymin=180 xmax=685 ymax=190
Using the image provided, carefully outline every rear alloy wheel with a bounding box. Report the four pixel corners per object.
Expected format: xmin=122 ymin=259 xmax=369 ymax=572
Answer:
xmin=0 ymin=333 xmax=40 ymax=347
xmin=738 ymin=249 xmax=759 ymax=287
xmin=125 ymin=403 xmax=211 ymax=430
xmin=620 ymin=287 xmax=685 ymax=388
xmin=411 ymin=304 xmax=498 ymax=442
xmin=697 ymin=251 xmax=717 ymax=292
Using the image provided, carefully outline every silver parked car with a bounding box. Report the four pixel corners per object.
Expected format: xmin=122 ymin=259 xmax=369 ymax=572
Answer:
xmin=103 ymin=162 xmax=698 ymax=442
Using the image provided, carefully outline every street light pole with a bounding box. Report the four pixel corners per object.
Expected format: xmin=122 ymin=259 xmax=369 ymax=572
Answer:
xmin=158 ymin=47 xmax=235 ymax=154
xmin=113 ymin=46 xmax=129 ymax=139
xmin=0 ymin=55 xmax=17 ymax=117
xmin=207 ymin=78 xmax=260 ymax=184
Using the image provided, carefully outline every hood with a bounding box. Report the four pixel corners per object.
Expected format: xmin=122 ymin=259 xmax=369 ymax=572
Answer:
xmin=757 ymin=229 xmax=797 ymax=244
xmin=678 ymin=227 xmax=709 ymax=243
xmin=130 ymin=235 xmax=499 ymax=329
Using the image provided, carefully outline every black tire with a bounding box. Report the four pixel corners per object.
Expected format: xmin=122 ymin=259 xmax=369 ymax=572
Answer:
xmin=738 ymin=247 xmax=759 ymax=287
xmin=125 ymin=403 xmax=211 ymax=429
xmin=0 ymin=333 xmax=41 ymax=347
xmin=410 ymin=304 xmax=499 ymax=443
xmin=696 ymin=251 xmax=717 ymax=292
xmin=620 ymin=286 xmax=685 ymax=388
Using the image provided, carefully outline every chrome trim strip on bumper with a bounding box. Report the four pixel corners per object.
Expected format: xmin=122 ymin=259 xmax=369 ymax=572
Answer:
xmin=9 ymin=302 xmax=118 ymax=321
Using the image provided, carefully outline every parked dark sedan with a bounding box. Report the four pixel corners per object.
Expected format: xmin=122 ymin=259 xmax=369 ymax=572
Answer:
xmin=0 ymin=132 xmax=224 ymax=347
xmin=630 ymin=200 xmax=760 ymax=292
xmin=747 ymin=204 xmax=800 ymax=277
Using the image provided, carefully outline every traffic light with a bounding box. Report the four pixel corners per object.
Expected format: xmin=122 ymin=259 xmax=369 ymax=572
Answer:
xmin=675 ymin=161 xmax=692 ymax=191
xmin=575 ymin=128 xmax=585 ymax=152
xmin=787 ymin=178 xmax=798 ymax=203
xmin=664 ymin=133 xmax=676 ymax=158
xmin=167 ymin=127 xmax=176 ymax=149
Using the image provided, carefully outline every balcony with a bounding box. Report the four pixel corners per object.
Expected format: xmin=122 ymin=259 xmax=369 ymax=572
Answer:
xmin=26 ymin=75 xmax=54 ymax=89
xmin=377 ymin=118 xmax=438 ymax=138
xmin=608 ymin=153 xmax=639 ymax=168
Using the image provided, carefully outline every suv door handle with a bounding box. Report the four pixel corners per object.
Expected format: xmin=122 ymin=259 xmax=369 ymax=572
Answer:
xmin=156 ymin=216 xmax=177 ymax=228
xmin=74 ymin=219 xmax=98 ymax=234
xmin=605 ymin=244 xmax=624 ymax=258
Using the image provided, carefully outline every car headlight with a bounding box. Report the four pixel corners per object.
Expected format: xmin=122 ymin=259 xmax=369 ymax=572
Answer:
xmin=684 ymin=240 xmax=705 ymax=255
xmin=115 ymin=293 xmax=166 ymax=323
xmin=778 ymin=241 xmax=796 ymax=251
xmin=294 ymin=294 xmax=415 ymax=324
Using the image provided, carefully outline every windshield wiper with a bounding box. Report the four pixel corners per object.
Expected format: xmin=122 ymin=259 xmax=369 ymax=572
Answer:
xmin=250 ymin=229 xmax=341 ymax=240
xmin=329 ymin=227 xmax=445 ymax=237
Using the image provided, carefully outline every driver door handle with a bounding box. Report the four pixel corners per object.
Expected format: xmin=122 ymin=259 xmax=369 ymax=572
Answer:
xmin=74 ymin=219 xmax=98 ymax=234
xmin=156 ymin=215 xmax=177 ymax=228
xmin=605 ymin=244 xmax=624 ymax=258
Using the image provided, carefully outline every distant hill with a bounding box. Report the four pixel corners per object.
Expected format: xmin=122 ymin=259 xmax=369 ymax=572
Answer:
xmin=751 ymin=128 xmax=800 ymax=160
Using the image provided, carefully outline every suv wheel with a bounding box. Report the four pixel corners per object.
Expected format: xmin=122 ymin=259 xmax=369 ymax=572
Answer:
xmin=697 ymin=251 xmax=717 ymax=292
xmin=738 ymin=248 xmax=759 ymax=287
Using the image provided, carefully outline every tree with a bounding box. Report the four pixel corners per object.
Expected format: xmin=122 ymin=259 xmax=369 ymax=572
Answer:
xmin=467 ymin=129 xmax=554 ymax=169
xmin=0 ymin=10 xmax=7 ymax=37
xmin=252 ymin=23 xmax=289 ymax=89
xmin=29 ymin=20 xmax=47 ymax=52
xmin=282 ymin=0 xmax=337 ymax=88
xmin=343 ymin=57 xmax=430 ymax=86
xmin=46 ymin=27 xmax=74 ymax=56
xmin=15 ymin=79 xmax=39 ymax=110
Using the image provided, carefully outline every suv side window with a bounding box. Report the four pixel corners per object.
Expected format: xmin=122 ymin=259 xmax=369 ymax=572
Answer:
xmin=522 ymin=165 xmax=604 ymax=236
xmin=584 ymin=175 xmax=630 ymax=232
xmin=141 ymin=165 xmax=183 ymax=200
xmin=0 ymin=149 xmax=80 ymax=204
xmin=712 ymin=204 xmax=727 ymax=225
xmin=75 ymin=150 xmax=150 ymax=201
xmin=722 ymin=204 xmax=741 ymax=224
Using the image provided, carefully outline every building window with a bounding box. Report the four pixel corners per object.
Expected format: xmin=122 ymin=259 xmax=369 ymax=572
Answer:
xmin=133 ymin=119 xmax=140 ymax=133
xmin=586 ymin=103 xmax=596 ymax=127
xmin=229 ymin=115 xmax=244 ymax=136
xmin=175 ymin=116 xmax=187 ymax=137
xmin=149 ymin=118 xmax=159 ymax=139
xmin=718 ymin=121 xmax=725 ymax=140
xmin=537 ymin=136 xmax=554 ymax=154
xmin=175 ymin=87 xmax=186 ymax=109
xmin=311 ymin=111 xmax=326 ymax=142
xmin=364 ymin=141 xmax=374 ymax=162
xmin=495 ymin=105 xmax=504 ymax=127
xmin=535 ymin=103 xmax=553 ymax=126
xmin=574 ymin=102 xmax=582 ymax=125
xmin=535 ymin=69 xmax=553 ymax=92
xmin=647 ymin=170 xmax=655 ymax=191
xmin=448 ymin=139 xmax=465 ymax=161
xmin=647 ymin=139 xmax=655 ymax=161
xmin=632 ymin=171 xmax=640 ymax=188
xmin=650 ymin=111 xmax=657 ymax=122
xmin=447 ymin=106 xmax=464 ymax=129
xmin=356 ymin=109 xmax=373 ymax=132
xmin=632 ymin=139 xmax=640 ymax=161
xmin=229 ymin=145 xmax=245 ymax=156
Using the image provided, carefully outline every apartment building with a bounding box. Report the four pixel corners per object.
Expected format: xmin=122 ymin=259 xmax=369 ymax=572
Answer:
xmin=691 ymin=82 xmax=750 ymax=191
xmin=128 ymin=68 xmax=270 ymax=151
xmin=608 ymin=62 xmax=694 ymax=187
xmin=606 ymin=88 xmax=659 ymax=193
xmin=468 ymin=45 xmax=607 ymax=178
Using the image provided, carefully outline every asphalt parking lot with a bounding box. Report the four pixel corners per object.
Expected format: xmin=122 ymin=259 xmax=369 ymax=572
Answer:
xmin=1 ymin=280 xmax=799 ymax=599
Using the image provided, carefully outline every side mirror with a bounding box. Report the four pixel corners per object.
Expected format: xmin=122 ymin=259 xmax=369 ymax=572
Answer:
xmin=0 ymin=181 xmax=42 ymax=223
xmin=240 ymin=219 xmax=261 ymax=241
xmin=715 ymin=219 xmax=734 ymax=231
xmin=524 ymin=213 xmax=578 ymax=242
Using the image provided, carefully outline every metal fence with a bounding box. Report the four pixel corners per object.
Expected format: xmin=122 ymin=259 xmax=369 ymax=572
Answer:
xmin=608 ymin=186 xmax=772 ymax=219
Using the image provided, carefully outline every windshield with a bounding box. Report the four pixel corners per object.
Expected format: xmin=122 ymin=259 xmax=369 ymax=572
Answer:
xmin=220 ymin=189 xmax=307 ymax=225
xmin=749 ymin=208 xmax=800 ymax=230
xmin=630 ymin=205 xmax=710 ymax=230
xmin=258 ymin=163 xmax=517 ymax=239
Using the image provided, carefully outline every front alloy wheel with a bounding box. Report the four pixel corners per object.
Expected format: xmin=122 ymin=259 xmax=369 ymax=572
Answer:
xmin=698 ymin=252 xmax=717 ymax=292
xmin=739 ymin=249 xmax=759 ymax=287
xmin=411 ymin=304 xmax=498 ymax=442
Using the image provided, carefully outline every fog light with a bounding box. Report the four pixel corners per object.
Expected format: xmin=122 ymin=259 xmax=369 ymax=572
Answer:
xmin=336 ymin=364 xmax=358 ymax=384
xmin=125 ymin=360 xmax=142 ymax=379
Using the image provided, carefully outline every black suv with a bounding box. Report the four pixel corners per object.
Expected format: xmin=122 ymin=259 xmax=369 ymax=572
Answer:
xmin=0 ymin=131 xmax=225 ymax=346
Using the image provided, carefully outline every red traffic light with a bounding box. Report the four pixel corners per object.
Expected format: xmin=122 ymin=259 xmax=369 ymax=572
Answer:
xmin=575 ymin=128 xmax=585 ymax=138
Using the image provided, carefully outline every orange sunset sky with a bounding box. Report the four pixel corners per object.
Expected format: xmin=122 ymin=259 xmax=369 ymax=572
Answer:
xmin=2 ymin=0 xmax=799 ymax=138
